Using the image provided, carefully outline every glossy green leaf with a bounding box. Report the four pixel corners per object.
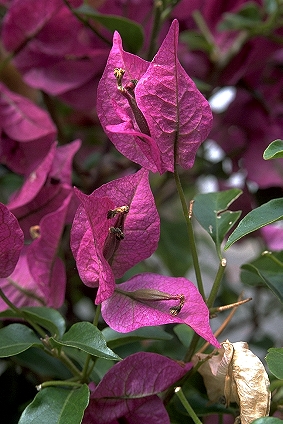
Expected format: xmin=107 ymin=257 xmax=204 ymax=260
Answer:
xmin=51 ymin=322 xmax=121 ymax=360
xmin=0 ymin=307 xmax=66 ymax=337
xmin=0 ymin=324 xmax=41 ymax=357
xmin=193 ymin=189 xmax=242 ymax=256
xmin=18 ymin=385 xmax=89 ymax=424
xmin=75 ymin=5 xmax=144 ymax=53
xmin=225 ymin=198 xmax=283 ymax=249
xmin=266 ymin=348 xmax=283 ymax=379
xmin=241 ymin=251 xmax=283 ymax=302
xmin=252 ymin=418 xmax=283 ymax=424
xmin=263 ymin=139 xmax=283 ymax=159
xmin=102 ymin=326 xmax=172 ymax=349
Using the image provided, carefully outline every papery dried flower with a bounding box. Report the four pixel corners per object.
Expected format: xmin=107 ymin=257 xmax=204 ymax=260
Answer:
xmin=194 ymin=339 xmax=271 ymax=424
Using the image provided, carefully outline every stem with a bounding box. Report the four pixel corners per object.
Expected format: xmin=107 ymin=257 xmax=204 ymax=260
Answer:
xmin=0 ymin=288 xmax=46 ymax=338
xmin=80 ymin=303 xmax=102 ymax=382
xmin=93 ymin=304 xmax=101 ymax=327
xmin=206 ymin=258 xmax=226 ymax=309
xmin=262 ymin=250 xmax=283 ymax=267
xmin=184 ymin=332 xmax=201 ymax=363
xmin=174 ymin=387 xmax=203 ymax=424
xmin=37 ymin=380 xmax=82 ymax=390
xmin=173 ymin=169 xmax=205 ymax=299
xmin=62 ymin=0 xmax=111 ymax=46
xmin=41 ymin=92 xmax=67 ymax=144
xmin=56 ymin=350 xmax=82 ymax=378
xmin=192 ymin=10 xmax=219 ymax=61
xmin=146 ymin=0 xmax=163 ymax=60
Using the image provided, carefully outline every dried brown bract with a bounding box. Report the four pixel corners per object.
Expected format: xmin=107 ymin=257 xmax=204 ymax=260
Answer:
xmin=193 ymin=339 xmax=271 ymax=424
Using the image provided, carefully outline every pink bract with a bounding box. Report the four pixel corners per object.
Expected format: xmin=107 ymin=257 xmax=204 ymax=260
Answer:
xmin=0 ymin=195 xmax=71 ymax=310
xmin=0 ymin=82 xmax=56 ymax=175
xmin=7 ymin=140 xmax=81 ymax=238
xmin=0 ymin=203 xmax=23 ymax=278
xmin=71 ymin=168 xmax=160 ymax=304
xmin=83 ymin=352 xmax=192 ymax=424
xmin=97 ymin=19 xmax=213 ymax=173
xmin=101 ymin=272 xmax=220 ymax=347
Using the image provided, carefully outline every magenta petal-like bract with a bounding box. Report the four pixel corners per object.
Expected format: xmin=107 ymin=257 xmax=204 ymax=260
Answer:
xmin=136 ymin=19 xmax=213 ymax=172
xmin=2 ymin=0 xmax=61 ymax=52
xmin=0 ymin=82 xmax=56 ymax=175
xmin=97 ymin=32 xmax=162 ymax=173
xmin=71 ymin=169 xmax=160 ymax=304
xmin=83 ymin=352 xmax=192 ymax=424
xmin=0 ymin=203 xmax=24 ymax=278
xmin=97 ymin=19 xmax=212 ymax=173
xmin=0 ymin=196 xmax=70 ymax=310
xmin=102 ymin=273 xmax=220 ymax=347
xmin=26 ymin=192 xmax=72 ymax=305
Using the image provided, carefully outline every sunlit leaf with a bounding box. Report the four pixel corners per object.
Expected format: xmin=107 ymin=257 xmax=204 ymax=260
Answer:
xmin=225 ymin=198 xmax=283 ymax=249
xmin=241 ymin=251 xmax=283 ymax=302
xmin=51 ymin=322 xmax=121 ymax=360
xmin=193 ymin=189 xmax=242 ymax=256
xmin=263 ymin=139 xmax=283 ymax=160
xmin=266 ymin=348 xmax=283 ymax=379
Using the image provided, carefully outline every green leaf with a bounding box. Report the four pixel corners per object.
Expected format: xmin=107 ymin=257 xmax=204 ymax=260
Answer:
xmin=225 ymin=198 xmax=283 ymax=249
xmin=0 ymin=324 xmax=41 ymax=357
xmin=158 ymin=218 xmax=193 ymax=275
xmin=18 ymin=385 xmax=90 ymax=424
xmin=252 ymin=418 xmax=283 ymax=424
xmin=51 ymin=322 xmax=121 ymax=360
xmin=263 ymin=139 xmax=283 ymax=159
xmin=263 ymin=0 xmax=280 ymax=14
xmin=102 ymin=326 xmax=172 ymax=349
xmin=0 ymin=307 xmax=66 ymax=337
xmin=241 ymin=251 xmax=283 ymax=302
xmin=193 ymin=189 xmax=242 ymax=257
xmin=219 ymin=2 xmax=262 ymax=31
xmin=16 ymin=348 xmax=72 ymax=379
xmin=180 ymin=30 xmax=213 ymax=53
xmin=173 ymin=324 xmax=194 ymax=348
xmin=266 ymin=348 xmax=283 ymax=379
xmin=75 ymin=4 xmax=144 ymax=53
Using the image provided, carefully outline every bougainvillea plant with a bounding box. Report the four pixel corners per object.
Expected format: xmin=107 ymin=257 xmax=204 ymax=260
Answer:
xmin=0 ymin=1 xmax=283 ymax=423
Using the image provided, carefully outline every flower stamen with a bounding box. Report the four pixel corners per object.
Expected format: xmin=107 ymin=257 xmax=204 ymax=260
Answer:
xmin=170 ymin=294 xmax=185 ymax=316
xmin=107 ymin=205 xmax=129 ymax=219
xmin=113 ymin=67 xmax=151 ymax=136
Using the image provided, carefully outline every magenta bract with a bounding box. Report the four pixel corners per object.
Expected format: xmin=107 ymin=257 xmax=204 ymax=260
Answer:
xmin=0 ymin=82 xmax=56 ymax=175
xmin=0 ymin=203 xmax=24 ymax=278
xmin=2 ymin=0 xmax=109 ymax=111
xmin=71 ymin=169 xmax=160 ymax=304
xmin=101 ymin=272 xmax=220 ymax=347
xmin=7 ymin=140 xmax=81 ymax=238
xmin=83 ymin=352 xmax=192 ymax=424
xmin=0 ymin=194 xmax=71 ymax=310
xmin=97 ymin=19 xmax=213 ymax=173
